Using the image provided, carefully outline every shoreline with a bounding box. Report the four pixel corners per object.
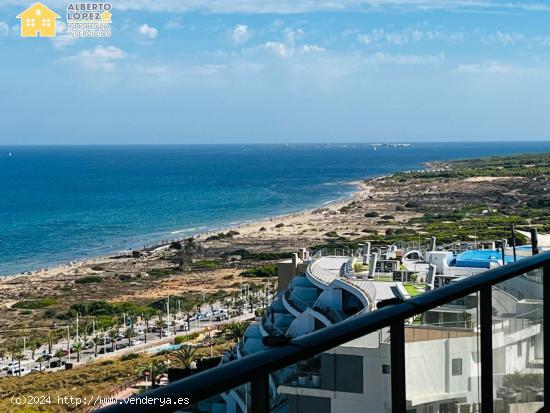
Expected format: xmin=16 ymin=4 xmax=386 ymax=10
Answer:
xmin=1 ymin=151 xmax=548 ymax=323
xmin=0 ymin=177 xmax=373 ymax=281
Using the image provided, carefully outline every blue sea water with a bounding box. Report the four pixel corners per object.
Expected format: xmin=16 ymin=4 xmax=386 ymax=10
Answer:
xmin=1 ymin=142 xmax=549 ymax=275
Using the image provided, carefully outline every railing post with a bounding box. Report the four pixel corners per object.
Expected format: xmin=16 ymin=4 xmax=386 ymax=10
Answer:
xmin=480 ymin=286 xmax=493 ymax=412
xmin=250 ymin=374 xmax=269 ymax=413
xmin=390 ymin=319 xmax=406 ymax=413
xmin=544 ymin=264 xmax=549 ymax=406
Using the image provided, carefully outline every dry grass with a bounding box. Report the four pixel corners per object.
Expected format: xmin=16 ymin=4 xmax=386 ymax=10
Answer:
xmin=0 ymin=354 xmax=156 ymax=412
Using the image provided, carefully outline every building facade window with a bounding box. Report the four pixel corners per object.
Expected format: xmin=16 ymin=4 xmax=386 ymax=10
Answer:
xmin=451 ymin=358 xmax=462 ymax=376
xmin=382 ymin=364 xmax=391 ymax=374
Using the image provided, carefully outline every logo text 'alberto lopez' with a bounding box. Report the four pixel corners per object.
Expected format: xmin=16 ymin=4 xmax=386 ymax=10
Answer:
xmin=67 ymin=3 xmax=111 ymax=20
xmin=67 ymin=2 xmax=112 ymax=37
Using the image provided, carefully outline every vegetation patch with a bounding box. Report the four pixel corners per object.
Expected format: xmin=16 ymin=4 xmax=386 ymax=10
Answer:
xmin=75 ymin=276 xmax=102 ymax=284
xmin=205 ymin=230 xmax=240 ymax=241
xmin=240 ymin=264 xmax=277 ymax=278
xmin=12 ymin=298 xmax=58 ymax=309
xmin=223 ymin=249 xmax=293 ymax=261
xmin=192 ymin=259 xmax=221 ymax=270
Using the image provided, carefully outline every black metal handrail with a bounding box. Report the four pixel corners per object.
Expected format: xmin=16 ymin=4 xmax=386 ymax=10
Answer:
xmin=99 ymin=251 xmax=550 ymax=413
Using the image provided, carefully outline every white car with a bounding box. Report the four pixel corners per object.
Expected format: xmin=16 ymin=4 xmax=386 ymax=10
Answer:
xmin=7 ymin=365 xmax=30 ymax=376
xmin=33 ymin=364 xmax=47 ymax=372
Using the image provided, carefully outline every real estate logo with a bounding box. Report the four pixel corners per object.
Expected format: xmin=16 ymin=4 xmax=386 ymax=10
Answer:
xmin=66 ymin=2 xmax=112 ymax=37
xmin=17 ymin=2 xmax=60 ymax=37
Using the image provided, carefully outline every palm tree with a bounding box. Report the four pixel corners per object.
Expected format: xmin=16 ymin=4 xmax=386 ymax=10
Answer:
xmin=12 ymin=348 xmax=24 ymax=376
xmin=223 ymin=322 xmax=248 ymax=342
xmin=46 ymin=330 xmax=56 ymax=355
xmin=108 ymin=329 xmax=118 ymax=352
xmin=140 ymin=360 xmax=167 ymax=388
xmin=54 ymin=348 xmax=65 ymax=364
xmin=29 ymin=339 xmax=41 ymax=360
xmin=170 ymin=345 xmax=199 ymax=369
xmin=155 ymin=313 xmax=166 ymax=338
xmin=92 ymin=334 xmax=103 ymax=358
xmin=36 ymin=355 xmax=46 ymax=371
xmin=124 ymin=327 xmax=136 ymax=347
xmin=180 ymin=299 xmax=196 ymax=331
xmin=72 ymin=341 xmax=84 ymax=363
xmin=234 ymin=298 xmax=245 ymax=316
xmin=205 ymin=294 xmax=217 ymax=319
xmin=141 ymin=308 xmax=156 ymax=344
xmin=176 ymin=237 xmax=203 ymax=269
xmin=248 ymin=294 xmax=260 ymax=314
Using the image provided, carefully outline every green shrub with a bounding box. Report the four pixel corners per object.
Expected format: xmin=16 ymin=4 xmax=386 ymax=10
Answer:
xmin=13 ymin=298 xmax=58 ymax=309
xmin=75 ymin=276 xmax=102 ymax=284
xmin=174 ymin=334 xmax=199 ymax=344
xmin=170 ymin=241 xmax=182 ymax=250
xmin=223 ymin=249 xmax=293 ymax=261
xmin=192 ymin=260 xmax=220 ymax=270
xmin=206 ymin=230 xmax=240 ymax=241
xmin=43 ymin=308 xmax=57 ymax=318
xmin=241 ymin=264 xmax=277 ymax=278
xmin=364 ymin=211 xmax=379 ymax=218
xmin=148 ymin=268 xmax=177 ymax=277
xmin=121 ymin=353 xmax=139 ymax=361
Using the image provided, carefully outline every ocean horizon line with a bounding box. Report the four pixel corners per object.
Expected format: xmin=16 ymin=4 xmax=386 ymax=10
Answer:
xmin=1 ymin=139 xmax=550 ymax=147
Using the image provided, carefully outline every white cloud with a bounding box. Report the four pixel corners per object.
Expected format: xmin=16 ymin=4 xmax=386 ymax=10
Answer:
xmin=283 ymin=27 xmax=304 ymax=46
xmin=302 ymin=44 xmax=325 ymax=53
xmin=232 ymin=24 xmax=251 ymax=45
xmin=138 ymin=24 xmax=158 ymax=39
xmin=65 ymin=45 xmax=126 ymax=71
xmin=368 ymin=51 xmax=446 ymax=65
xmin=483 ymin=31 xmax=525 ymax=45
xmin=482 ymin=31 xmax=550 ymax=48
xmin=455 ymin=61 xmax=514 ymax=74
xmin=358 ymin=28 xmax=463 ymax=46
xmin=0 ymin=22 xmax=9 ymax=36
xmin=261 ymin=41 xmax=290 ymax=58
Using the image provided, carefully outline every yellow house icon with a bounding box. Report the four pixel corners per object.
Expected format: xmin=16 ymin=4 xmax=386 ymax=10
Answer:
xmin=17 ymin=2 xmax=60 ymax=37
xmin=101 ymin=10 xmax=112 ymax=23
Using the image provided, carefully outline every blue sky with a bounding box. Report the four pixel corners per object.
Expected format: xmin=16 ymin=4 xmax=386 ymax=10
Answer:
xmin=0 ymin=0 xmax=549 ymax=144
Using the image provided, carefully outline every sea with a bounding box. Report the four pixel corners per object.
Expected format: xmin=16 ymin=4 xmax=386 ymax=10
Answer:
xmin=1 ymin=142 xmax=549 ymax=276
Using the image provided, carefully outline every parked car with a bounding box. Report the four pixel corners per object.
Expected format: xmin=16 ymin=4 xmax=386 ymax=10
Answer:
xmin=3 ymin=361 xmax=18 ymax=371
xmin=7 ymin=365 xmax=30 ymax=376
xmin=49 ymin=359 xmax=65 ymax=368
